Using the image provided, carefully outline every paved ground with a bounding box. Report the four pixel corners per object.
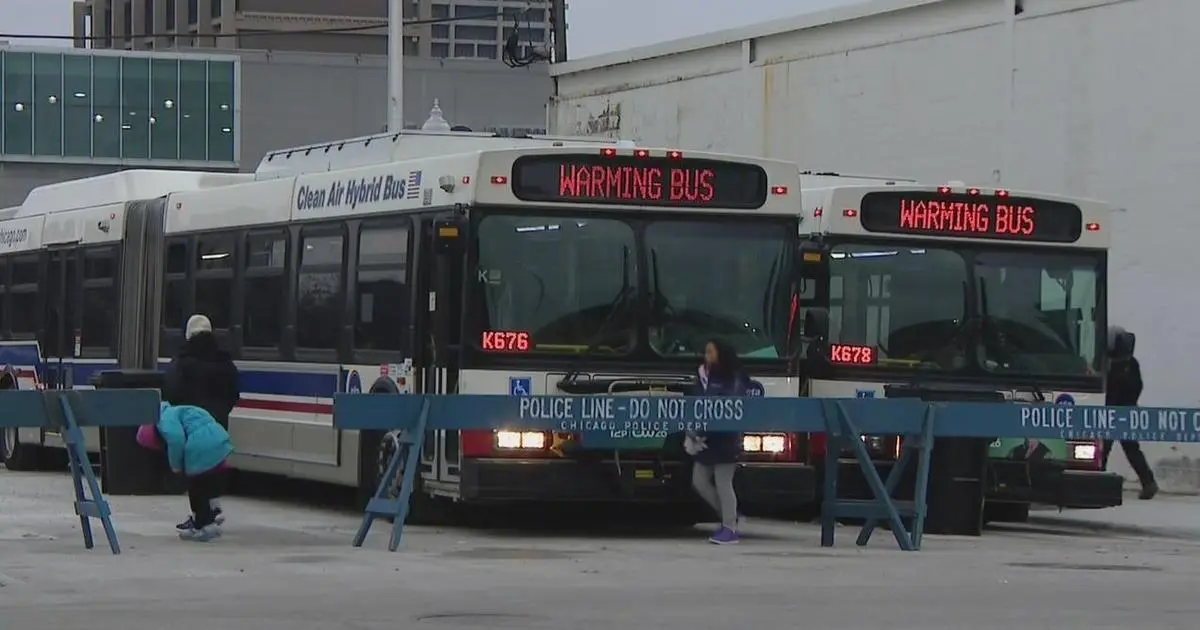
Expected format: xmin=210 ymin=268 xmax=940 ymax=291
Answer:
xmin=3 ymin=469 xmax=1200 ymax=630
xmin=1030 ymin=491 xmax=1200 ymax=537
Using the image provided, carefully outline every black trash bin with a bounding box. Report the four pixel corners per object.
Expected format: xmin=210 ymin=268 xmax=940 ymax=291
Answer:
xmin=91 ymin=369 xmax=184 ymax=495
xmin=884 ymin=383 xmax=999 ymax=537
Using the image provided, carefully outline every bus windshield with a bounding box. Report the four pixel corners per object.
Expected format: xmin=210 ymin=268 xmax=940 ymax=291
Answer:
xmin=472 ymin=212 xmax=795 ymax=359
xmin=827 ymin=241 xmax=1103 ymax=379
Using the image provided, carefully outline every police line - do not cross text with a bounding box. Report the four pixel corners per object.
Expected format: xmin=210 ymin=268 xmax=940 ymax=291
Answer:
xmin=517 ymin=396 xmax=745 ymax=435
xmin=1022 ymin=405 xmax=1200 ymax=443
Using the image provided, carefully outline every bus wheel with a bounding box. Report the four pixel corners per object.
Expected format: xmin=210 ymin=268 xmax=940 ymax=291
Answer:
xmin=372 ymin=430 xmax=452 ymax=526
xmin=2 ymin=428 xmax=42 ymax=471
xmin=984 ymin=501 xmax=1030 ymax=524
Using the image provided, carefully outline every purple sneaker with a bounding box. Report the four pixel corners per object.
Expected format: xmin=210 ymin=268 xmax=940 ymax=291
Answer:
xmin=709 ymin=527 xmax=739 ymax=545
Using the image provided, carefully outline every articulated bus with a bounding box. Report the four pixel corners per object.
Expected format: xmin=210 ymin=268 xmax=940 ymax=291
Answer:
xmin=793 ymin=175 xmax=1124 ymax=534
xmin=0 ymin=130 xmax=815 ymax=524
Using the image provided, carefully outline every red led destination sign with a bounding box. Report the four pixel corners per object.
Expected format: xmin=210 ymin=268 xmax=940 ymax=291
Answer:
xmin=481 ymin=330 xmax=532 ymax=353
xmin=859 ymin=191 xmax=1084 ymax=243
xmin=829 ymin=343 xmax=877 ymax=366
xmin=510 ymin=154 xmax=769 ymax=209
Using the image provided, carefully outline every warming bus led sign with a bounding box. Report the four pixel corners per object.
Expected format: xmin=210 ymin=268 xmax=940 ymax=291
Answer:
xmin=829 ymin=343 xmax=877 ymax=366
xmin=858 ymin=191 xmax=1084 ymax=243
xmin=509 ymin=154 xmax=769 ymax=209
xmin=481 ymin=330 xmax=532 ymax=352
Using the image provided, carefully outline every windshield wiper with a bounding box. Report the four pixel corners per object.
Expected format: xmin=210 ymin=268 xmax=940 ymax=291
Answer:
xmin=557 ymin=245 xmax=638 ymax=389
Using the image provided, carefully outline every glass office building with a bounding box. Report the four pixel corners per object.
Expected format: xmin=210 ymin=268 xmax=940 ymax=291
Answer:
xmin=0 ymin=47 xmax=239 ymax=166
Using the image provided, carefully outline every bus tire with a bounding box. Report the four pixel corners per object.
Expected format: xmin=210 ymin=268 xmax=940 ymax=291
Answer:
xmin=370 ymin=429 xmax=451 ymax=526
xmin=2 ymin=428 xmax=43 ymax=471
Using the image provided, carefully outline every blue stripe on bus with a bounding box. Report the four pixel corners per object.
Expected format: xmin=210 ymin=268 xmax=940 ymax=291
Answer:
xmin=0 ymin=342 xmax=338 ymax=398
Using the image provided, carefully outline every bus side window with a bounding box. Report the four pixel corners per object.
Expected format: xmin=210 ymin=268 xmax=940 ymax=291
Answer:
xmin=9 ymin=255 xmax=40 ymax=340
xmin=296 ymin=228 xmax=345 ymax=350
xmin=353 ymin=221 xmax=410 ymax=353
xmin=81 ymin=246 xmax=118 ymax=353
xmin=0 ymin=257 xmax=6 ymax=339
xmin=194 ymin=233 xmax=237 ymax=330
xmin=162 ymin=239 xmax=190 ymax=354
xmin=243 ymin=231 xmax=287 ymax=349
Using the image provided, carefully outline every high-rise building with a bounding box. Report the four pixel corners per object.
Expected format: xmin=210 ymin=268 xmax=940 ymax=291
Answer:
xmin=72 ymin=0 xmax=552 ymax=59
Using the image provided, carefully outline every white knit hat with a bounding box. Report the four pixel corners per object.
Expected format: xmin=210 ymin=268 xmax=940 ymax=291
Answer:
xmin=185 ymin=314 xmax=213 ymax=340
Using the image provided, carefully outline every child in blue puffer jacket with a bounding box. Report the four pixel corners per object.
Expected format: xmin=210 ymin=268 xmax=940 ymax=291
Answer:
xmin=686 ymin=338 xmax=748 ymax=545
xmin=139 ymin=402 xmax=234 ymax=541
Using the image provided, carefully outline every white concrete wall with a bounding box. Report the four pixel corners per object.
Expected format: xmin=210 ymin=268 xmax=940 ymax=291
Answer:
xmin=550 ymin=0 xmax=1200 ymax=492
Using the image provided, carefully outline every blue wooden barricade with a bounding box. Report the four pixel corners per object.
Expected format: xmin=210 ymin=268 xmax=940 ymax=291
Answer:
xmin=334 ymin=393 xmax=1200 ymax=553
xmin=0 ymin=389 xmax=162 ymax=555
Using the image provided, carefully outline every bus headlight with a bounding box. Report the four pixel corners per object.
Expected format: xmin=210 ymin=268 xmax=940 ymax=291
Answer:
xmin=743 ymin=433 xmax=786 ymax=453
xmin=1072 ymin=443 xmax=1097 ymax=461
xmin=496 ymin=430 xmax=546 ymax=449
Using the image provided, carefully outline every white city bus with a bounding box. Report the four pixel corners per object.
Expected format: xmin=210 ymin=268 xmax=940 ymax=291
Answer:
xmin=793 ymin=176 xmax=1123 ymax=534
xmin=0 ymin=171 xmax=249 ymax=469
xmin=1 ymin=130 xmax=815 ymax=523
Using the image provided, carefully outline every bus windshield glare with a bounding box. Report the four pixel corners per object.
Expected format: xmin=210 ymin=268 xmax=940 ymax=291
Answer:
xmin=827 ymin=242 xmax=1102 ymax=378
xmin=472 ymin=212 xmax=795 ymax=359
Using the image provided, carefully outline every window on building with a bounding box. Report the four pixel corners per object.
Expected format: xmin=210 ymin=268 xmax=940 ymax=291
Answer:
xmin=206 ymin=60 xmax=235 ymax=163
xmin=456 ymin=25 xmax=497 ymax=41
xmin=504 ymin=26 xmax=545 ymax=43
xmin=404 ymin=36 xmax=419 ymax=56
xmin=187 ymin=0 xmax=198 ymax=25
xmin=355 ymin=223 xmax=409 ymax=352
xmin=81 ymin=247 xmax=118 ymax=350
xmin=150 ymin=58 xmax=181 ymax=160
xmin=123 ymin=2 xmax=133 ymax=39
xmin=91 ymin=55 xmax=122 ymax=158
xmin=296 ymin=230 xmax=344 ymax=350
xmin=431 ymin=43 xmax=449 ymax=58
xmin=475 ymin=44 xmax=497 ymax=59
xmin=145 ymin=1 xmax=154 ymax=32
xmin=454 ymin=5 xmax=497 ymax=18
xmin=121 ymin=56 xmax=152 ymax=160
xmin=2 ymin=52 xmax=34 ymax=156
xmin=431 ymin=24 xmax=450 ymax=39
xmin=62 ymin=54 xmax=92 ymax=158
xmin=431 ymin=4 xmax=450 ymax=19
xmin=178 ymin=60 xmax=209 ymax=161
xmin=454 ymin=43 xmax=475 ymax=58
xmin=503 ymin=8 xmax=545 ymax=21
xmin=167 ymin=0 xmax=176 ymax=29
xmin=194 ymin=233 xmax=235 ymax=329
xmin=243 ymin=231 xmax=287 ymax=348
xmin=212 ymin=0 xmax=222 ymax=18
xmin=32 ymin=53 xmax=65 ymax=157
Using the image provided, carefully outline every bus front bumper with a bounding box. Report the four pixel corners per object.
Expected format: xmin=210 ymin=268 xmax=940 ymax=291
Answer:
xmin=989 ymin=461 xmax=1124 ymax=509
xmin=459 ymin=458 xmax=816 ymax=507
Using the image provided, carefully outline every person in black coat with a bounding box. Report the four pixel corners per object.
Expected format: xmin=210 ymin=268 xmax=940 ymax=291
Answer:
xmin=164 ymin=315 xmax=240 ymax=431
xmin=1103 ymin=325 xmax=1157 ymax=500
xmin=163 ymin=314 xmax=241 ymax=530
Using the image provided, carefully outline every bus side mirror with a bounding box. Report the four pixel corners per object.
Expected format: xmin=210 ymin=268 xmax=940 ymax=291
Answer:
xmin=803 ymin=308 xmax=829 ymax=341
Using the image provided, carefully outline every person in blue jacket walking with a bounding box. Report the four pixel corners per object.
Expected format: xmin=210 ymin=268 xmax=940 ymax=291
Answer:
xmin=686 ymin=338 xmax=747 ymax=545
xmin=154 ymin=402 xmax=234 ymax=541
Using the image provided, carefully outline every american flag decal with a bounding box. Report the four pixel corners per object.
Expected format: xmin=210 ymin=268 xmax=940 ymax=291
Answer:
xmin=405 ymin=170 xmax=422 ymax=199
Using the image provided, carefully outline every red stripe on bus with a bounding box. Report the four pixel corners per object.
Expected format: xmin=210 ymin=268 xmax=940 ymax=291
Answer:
xmin=237 ymin=398 xmax=332 ymax=415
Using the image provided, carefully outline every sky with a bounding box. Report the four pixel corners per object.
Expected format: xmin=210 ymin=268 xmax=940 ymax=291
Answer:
xmin=1 ymin=0 xmax=862 ymax=58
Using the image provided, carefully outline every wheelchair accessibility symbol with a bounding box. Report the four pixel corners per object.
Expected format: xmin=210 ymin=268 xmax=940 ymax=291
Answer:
xmin=509 ymin=377 xmax=532 ymax=397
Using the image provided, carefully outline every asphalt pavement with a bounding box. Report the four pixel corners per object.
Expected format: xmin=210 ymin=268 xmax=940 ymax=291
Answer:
xmin=3 ymin=469 xmax=1200 ymax=630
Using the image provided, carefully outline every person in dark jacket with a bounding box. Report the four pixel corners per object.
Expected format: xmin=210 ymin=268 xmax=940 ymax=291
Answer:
xmin=1103 ymin=325 xmax=1157 ymax=500
xmin=163 ymin=314 xmax=241 ymax=528
xmin=687 ymin=338 xmax=747 ymax=545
